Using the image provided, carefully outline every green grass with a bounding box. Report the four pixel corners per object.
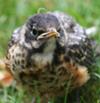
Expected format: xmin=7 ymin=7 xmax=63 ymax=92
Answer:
xmin=0 ymin=0 xmax=100 ymax=103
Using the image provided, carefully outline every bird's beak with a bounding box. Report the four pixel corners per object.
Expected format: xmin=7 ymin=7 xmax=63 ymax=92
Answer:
xmin=37 ymin=31 xmax=59 ymax=40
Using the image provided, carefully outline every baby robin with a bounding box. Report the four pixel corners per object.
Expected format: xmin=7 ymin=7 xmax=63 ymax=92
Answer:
xmin=0 ymin=11 xmax=97 ymax=102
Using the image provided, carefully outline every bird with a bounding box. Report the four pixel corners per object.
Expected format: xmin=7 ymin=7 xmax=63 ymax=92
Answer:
xmin=0 ymin=11 xmax=97 ymax=102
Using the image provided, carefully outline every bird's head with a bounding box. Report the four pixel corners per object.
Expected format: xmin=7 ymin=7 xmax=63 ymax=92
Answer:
xmin=21 ymin=13 xmax=63 ymax=51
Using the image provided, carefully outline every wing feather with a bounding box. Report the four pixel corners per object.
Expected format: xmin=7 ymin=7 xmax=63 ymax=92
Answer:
xmin=52 ymin=12 xmax=95 ymax=68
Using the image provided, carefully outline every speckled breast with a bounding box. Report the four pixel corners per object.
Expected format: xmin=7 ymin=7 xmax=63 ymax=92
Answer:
xmin=8 ymin=45 xmax=70 ymax=96
xmin=7 ymin=42 xmax=90 ymax=97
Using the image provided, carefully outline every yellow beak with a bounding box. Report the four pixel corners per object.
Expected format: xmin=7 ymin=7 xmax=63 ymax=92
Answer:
xmin=37 ymin=31 xmax=59 ymax=40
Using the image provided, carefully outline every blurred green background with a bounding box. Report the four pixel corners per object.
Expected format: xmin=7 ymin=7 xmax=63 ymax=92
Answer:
xmin=0 ymin=0 xmax=100 ymax=103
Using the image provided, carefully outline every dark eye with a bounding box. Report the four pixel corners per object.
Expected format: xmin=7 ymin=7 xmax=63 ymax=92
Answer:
xmin=32 ymin=29 xmax=38 ymax=35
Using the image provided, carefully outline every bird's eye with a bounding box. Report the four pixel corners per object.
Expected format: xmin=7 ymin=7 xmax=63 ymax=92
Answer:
xmin=32 ymin=29 xmax=38 ymax=35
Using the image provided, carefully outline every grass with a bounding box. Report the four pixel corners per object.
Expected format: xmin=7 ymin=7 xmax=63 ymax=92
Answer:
xmin=0 ymin=0 xmax=100 ymax=102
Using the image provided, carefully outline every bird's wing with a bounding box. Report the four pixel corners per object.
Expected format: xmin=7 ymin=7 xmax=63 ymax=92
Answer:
xmin=53 ymin=11 xmax=95 ymax=68
xmin=66 ymin=38 xmax=94 ymax=68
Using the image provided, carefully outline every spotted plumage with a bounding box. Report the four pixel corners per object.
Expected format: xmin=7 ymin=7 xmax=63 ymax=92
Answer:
xmin=5 ymin=11 xmax=95 ymax=102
